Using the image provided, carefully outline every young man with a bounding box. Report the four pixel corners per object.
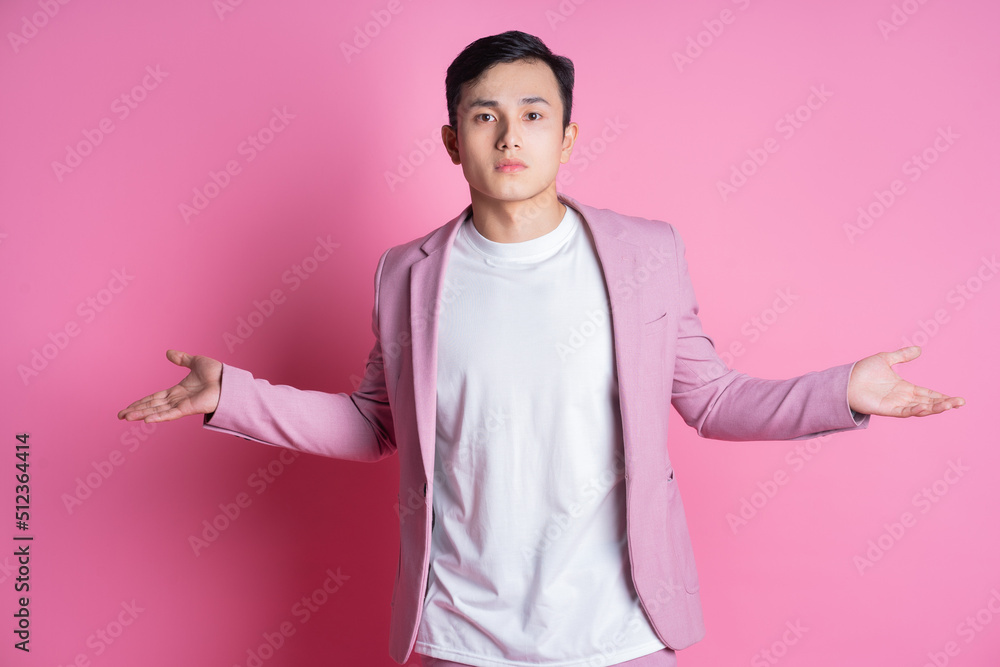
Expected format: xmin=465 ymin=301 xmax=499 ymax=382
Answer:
xmin=118 ymin=31 xmax=964 ymax=667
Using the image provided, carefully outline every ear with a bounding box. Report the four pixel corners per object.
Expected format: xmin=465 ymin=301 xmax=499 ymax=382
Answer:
xmin=560 ymin=121 xmax=579 ymax=164
xmin=442 ymin=124 xmax=461 ymax=165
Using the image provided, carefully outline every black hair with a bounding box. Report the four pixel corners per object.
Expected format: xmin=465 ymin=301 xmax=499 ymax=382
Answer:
xmin=445 ymin=30 xmax=575 ymax=130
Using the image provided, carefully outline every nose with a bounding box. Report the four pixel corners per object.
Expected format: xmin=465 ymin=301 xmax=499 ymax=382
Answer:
xmin=497 ymin=120 xmax=521 ymax=150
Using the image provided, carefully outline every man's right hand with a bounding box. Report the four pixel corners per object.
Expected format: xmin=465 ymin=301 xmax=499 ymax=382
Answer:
xmin=117 ymin=349 xmax=223 ymax=423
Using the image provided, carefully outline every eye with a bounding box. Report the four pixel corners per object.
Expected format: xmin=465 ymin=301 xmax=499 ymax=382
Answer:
xmin=477 ymin=113 xmax=495 ymax=122
xmin=526 ymin=112 xmax=542 ymax=121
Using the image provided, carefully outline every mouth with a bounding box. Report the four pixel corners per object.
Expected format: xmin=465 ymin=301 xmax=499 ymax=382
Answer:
xmin=496 ymin=159 xmax=526 ymax=173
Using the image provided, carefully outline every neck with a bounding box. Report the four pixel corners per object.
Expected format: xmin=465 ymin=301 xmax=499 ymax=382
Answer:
xmin=469 ymin=185 xmax=566 ymax=243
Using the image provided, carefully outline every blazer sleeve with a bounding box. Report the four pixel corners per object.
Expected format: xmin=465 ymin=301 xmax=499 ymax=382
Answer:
xmin=668 ymin=225 xmax=871 ymax=441
xmin=200 ymin=248 xmax=397 ymax=462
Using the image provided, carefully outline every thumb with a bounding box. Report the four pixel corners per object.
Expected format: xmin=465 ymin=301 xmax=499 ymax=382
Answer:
xmin=887 ymin=345 xmax=921 ymax=366
xmin=165 ymin=349 xmax=193 ymax=368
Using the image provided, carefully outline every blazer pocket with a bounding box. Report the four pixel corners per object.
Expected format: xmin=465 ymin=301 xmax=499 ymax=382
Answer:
xmin=391 ymin=541 xmax=401 ymax=607
xmin=664 ymin=466 xmax=701 ymax=594
xmin=642 ymin=310 xmax=670 ymax=334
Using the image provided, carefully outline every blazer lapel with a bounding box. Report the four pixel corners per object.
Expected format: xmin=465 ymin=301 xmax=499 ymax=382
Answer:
xmin=565 ymin=195 xmax=644 ymax=464
xmin=409 ymin=204 xmax=469 ymax=484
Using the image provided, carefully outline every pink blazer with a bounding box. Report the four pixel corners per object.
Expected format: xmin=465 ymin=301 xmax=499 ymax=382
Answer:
xmin=204 ymin=192 xmax=869 ymax=663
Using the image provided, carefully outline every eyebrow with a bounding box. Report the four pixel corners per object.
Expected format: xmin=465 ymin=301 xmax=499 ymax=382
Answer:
xmin=466 ymin=96 xmax=551 ymax=110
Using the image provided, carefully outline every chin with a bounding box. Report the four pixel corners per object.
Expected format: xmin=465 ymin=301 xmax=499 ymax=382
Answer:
xmin=484 ymin=179 xmax=549 ymax=203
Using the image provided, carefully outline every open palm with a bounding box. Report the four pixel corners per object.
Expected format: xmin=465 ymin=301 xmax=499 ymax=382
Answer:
xmin=847 ymin=346 xmax=965 ymax=417
xmin=117 ymin=349 xmax=222 ymax=423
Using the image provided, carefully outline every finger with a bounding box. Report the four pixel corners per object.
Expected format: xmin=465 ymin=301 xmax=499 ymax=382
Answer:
xmin=910 ymin=386 xmax=965 ymax=403
xmin=121 ymin=399 xmax=182 ymax=422
xmin=120 ymin=395 xmax=173 ymax=417
xmin=117 ymin=391 xmax=171 ymax=419
xmin=166 ymin=349 xmax=192 ymax=368
xmin=127 ymin=391 xmax=171 ymax=408
xmin=119 ymin=405 xmax=163 ymax=421
xmin=908 ymin=385 xmax=947 ymax=399
xmin=902 ymin=402 xmax=936 ymax=417
xmin=143 ymin=405 xmax=186 ymax=423
xmin=888 ymin=346 xmax=921 ymax=366
xmin=905 ymin=396 xmax=965 ymax=417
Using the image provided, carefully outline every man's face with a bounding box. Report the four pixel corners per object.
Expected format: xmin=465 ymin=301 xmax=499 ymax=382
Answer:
xmin=443 ymin=59 xmax=577 ymax=205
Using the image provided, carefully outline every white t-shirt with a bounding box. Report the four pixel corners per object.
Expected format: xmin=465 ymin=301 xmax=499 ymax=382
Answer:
xmin=414 ymin=204 xmax=671 ymax=667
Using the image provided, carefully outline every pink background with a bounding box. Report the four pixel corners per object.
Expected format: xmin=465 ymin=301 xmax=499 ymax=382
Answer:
xmin=2 ymin=0 xmax=998 ymax=665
